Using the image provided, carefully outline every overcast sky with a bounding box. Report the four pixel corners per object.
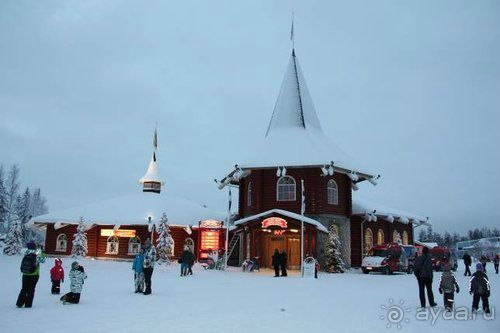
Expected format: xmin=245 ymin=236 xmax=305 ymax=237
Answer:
xmin=1 ymin=0 xmax=499 ymax=234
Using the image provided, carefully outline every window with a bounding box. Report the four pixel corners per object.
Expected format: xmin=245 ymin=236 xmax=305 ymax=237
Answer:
xmin=393 ymin=230 xmax=401 ymax=243
xmin=331 ymin=223 xmax=340 ymax=236
xmin=55 ymin=234 xmax=67 ymax=252
xmin=376 ymin=229 xmax=384 ymax=245
xmin=402 ymin=231 xmax=409 ymax=245
xmin=106 ymin=236 xmax=119 ymax=255
xmin=184 ymin=238 xmax=194 ymax=253
xmin=364 ymin=228 xmax=373 ymax=254
xmin=247 ymin=181 xmax=252 ymax=207
xmin=327 ymin=179 xmax=339 ymax=205
xmin=276 ymin=176 xmax=296 ymax=201
xmin=128 ymin=236 xmax=141 ymax=255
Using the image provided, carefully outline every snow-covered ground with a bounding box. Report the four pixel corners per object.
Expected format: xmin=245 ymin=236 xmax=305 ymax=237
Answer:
xmin=0 ymin=255 xmax=498 ymax=332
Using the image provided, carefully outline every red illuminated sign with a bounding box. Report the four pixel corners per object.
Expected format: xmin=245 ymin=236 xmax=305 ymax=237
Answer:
xmin=262 ymin=217 xmax=287 ymax=229
xmin=200 ymin=230 xmax=220 ymax=251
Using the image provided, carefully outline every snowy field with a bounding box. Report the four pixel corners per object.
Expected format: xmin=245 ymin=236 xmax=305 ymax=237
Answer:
xmin=0 ymin=255 xmax=498 ymax=333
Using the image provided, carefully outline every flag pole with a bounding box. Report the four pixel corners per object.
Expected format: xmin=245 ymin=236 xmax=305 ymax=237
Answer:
xmin=301 ymin=179 xmax=305 ymax=277
xmin=224 ymin=187 xmax=231 ymax=270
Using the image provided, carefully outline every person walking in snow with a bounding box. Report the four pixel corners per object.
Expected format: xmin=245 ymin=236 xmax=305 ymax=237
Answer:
xmin=480 ymin=255 xmax=488 ymax=274
xmin=132 ymin=247 xmax=145 ymax=293
xmin=280 ymin=250 xmax=288 ymax=277
xmin=60 ymin=261 xmax=87 ymax=304
xmin=438 ymin=264 xmax=460 ymax=311
xmin=272 ymin=249 xmax=280 ymax=277
xmin=462 ymin=252 xmax=472 ymax=276
xmin=494 ymin=254 xmax=499 ymax=274
xmin=142 ymin=238 xmax=156 ymax=295
xmin=50 ymin=258 xmax=65 ymax=295
xmin=413 ymin=247 xmax=437 ymax=308
xmin=16 ymin=241 xmax=46 ymax=308
xmin=469 ymin=263 xmax=491 ymax=313
xmin=180 ymin=246 xmax=194 ymax=276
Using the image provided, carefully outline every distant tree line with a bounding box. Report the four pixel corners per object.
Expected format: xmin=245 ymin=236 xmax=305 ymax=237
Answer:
xmin=418 ymin=225 xmax=500 ymax=247
xmin=0 ymin=164 xmax=49 ymax=243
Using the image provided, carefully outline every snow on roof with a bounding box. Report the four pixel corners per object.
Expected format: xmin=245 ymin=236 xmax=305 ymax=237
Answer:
xmin=414 ymin=241 xmax=439 ymax=249
xmin=234 ymin=51 xmax=375 ymax=178
xmin=29 ymin=191 xmax=224 ymax=228
xmin=352 ymin=197 xmax=429 ymax=225
xmin=233 ymin=209 xmax=328 ymax=233
xmin=139 ymin=152 xmax=163 ymax=185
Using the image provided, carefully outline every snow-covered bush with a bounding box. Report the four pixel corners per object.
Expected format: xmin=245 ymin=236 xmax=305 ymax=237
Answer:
xmin=156 ymin=213 xmax=174 ymax=265
xmin=71 ymin=217 xmax=88 ymax=257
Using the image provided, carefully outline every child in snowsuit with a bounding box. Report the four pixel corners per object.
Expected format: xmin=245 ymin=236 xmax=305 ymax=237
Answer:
xmin=50 ymin=258 xmax=65 ymax=294
xmin=60 ymin=261 xmax=87 ymax=304
xmin=132 ymin=249 xmax=145 ymax=293
xmin=438 ymin=264 xmax=459 ymax=311
xmin=469 ymin=263 xmax=491 ymax=314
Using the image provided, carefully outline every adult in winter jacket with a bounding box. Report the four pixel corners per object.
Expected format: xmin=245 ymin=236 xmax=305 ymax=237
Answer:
xmin=280 ymin=250 xmax=288 ymax=277
xmin=61 ymin=261 xmax=87 ymax=304
xmin=142 ymin=239 xmax=156 ymax=295
xmin=413 ymin=247 xmax=437 ymax=308
xmin=438 ymin=264 xmax=460 ymax=311
xmin=180 ymin=246 xmax=194 ymax=276
xmin=480 ymin=255 xmax=488 ymax=274
xmin=50 ymin=258 xmax=65 ymax=294
xmin=462 ymin=252 xmax=472 ymax=276
xmin=16 ymin=241 xmax=46 ymax=308
xmin=469 ymin=263 xmax=491 ymax=314
xmin=272 ymin=249 xmax=280 ymax=277
xmin=132 ymin=249 xmax=145 ymax=293
xmin=494 ymin=255 xmax=499 ymax=274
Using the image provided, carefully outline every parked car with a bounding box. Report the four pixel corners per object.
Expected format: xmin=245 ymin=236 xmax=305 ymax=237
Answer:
xmin=429 ymin=246 xmax=457 ymax=271
xmin=401 ymin=245 xmax=416 ymax=273
xmin=362 ymin=243 xmax=409 ymax=275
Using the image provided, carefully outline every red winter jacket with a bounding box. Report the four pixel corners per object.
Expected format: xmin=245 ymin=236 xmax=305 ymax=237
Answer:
xmin=50 ymin=259 xmax=65 ymax=282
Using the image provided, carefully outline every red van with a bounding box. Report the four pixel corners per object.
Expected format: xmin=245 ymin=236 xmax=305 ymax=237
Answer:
xmin=429 ymin=247 xmax=457 ymax=271
xmin=362 ymin=243 xmax=409 ymax=275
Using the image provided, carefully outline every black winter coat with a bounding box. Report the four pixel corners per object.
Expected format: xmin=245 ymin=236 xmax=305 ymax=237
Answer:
xmin=462 ymin=254 xmax=472 ymax=266
xmin=414 ymin=254 xmax=433 ymax=280
xmin=280 ymin=253 xmax=288 ymax=266
xmin=181 ymin=250 xmax=194 ymax=264
xmin=272 ymin=252 xmax=281 ymax=266
xmin=469 ymin=271 xmax=490 ymax=295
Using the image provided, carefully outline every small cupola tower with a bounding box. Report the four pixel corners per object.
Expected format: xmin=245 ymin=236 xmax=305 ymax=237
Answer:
xmin=140 ymin=127 xmax=164 ymax=193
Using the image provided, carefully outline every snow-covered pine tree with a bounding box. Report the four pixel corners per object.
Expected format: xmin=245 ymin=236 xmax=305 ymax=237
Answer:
xmin=3 ymin=215 xmax=24 ymax=255
xmin=325 ymin=225 xmax=345 ymax=273
xmin=0 ymin=165 xmax=7 ymax=235
xmin=71 ymin=217 xmax=88 ymax=257
xmin=156 ymin=213 xmax=174 ymax=265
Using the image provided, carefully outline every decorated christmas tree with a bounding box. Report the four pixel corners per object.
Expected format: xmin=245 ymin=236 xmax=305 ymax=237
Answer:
xmin=156 ymin=213 xmax=174 ymax=265
xmin=3 ymin=216 xmax=24 ymax=255
xmin=325 ymin=225 xmax=345 ymax=273
xmin=71 ymin=217 xmax=88 ymax=257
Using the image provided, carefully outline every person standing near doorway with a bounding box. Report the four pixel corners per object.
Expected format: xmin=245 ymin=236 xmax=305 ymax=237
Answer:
xmin=462 ymin=252 xmax=472 ymax=276
xmin=414 ymin=247 xmax=437 ymax=308
xmin=142 ymin=239 xmax=156 ymax=295
xmin=272 ymin=249 xmax=280 ymax=277
xmin=280 ymin=250 xmax=288 ymax=277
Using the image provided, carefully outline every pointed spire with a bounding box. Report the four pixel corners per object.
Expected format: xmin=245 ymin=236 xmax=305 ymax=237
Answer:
xmin=140 ymin=126 xmax=164 ymax=193
xmin=265 ymin=50 xmax=323 ymax=137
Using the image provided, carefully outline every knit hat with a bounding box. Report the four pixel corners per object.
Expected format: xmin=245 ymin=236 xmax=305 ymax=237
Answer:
xmin=71 ymin=261 xmax=80 ymax=270
xmin=476 ymin=263 xmax=483 ymax=271
xmin=27 ymin=241 xmax=36 ymax=250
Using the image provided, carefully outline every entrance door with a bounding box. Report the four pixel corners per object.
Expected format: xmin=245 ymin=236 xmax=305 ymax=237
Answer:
xmin=287 ymin=237 xmax=301 ymax=269
xmin=268 ymin=237 xmax=285 ymax=267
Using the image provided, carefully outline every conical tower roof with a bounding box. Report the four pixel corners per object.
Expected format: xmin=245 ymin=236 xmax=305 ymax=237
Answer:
xmin=140 ymin=151 xmax=164 ymax=185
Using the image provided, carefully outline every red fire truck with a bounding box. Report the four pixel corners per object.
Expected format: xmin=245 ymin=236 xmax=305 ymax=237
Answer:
xmin=429 ymin=246 xmax=458 ymax=271
xmin=362 ymin=242 xmax=409 ymax=275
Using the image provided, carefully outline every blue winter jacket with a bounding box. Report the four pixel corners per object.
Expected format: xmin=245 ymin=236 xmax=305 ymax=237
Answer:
xmin=132 ymin=253 xmax=144 ymax=273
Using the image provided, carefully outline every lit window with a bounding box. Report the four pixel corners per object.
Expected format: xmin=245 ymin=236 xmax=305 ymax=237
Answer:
xmin=128 ymin=236 xmax=141 ymax=255
xmin=377 ymin=229 xmax=384 ymax=245
xmin=364 ymin=228 xmax=373 ymax=254
xmin=247 ymin=181 xmax=252 ymax=207
xmin=55 ymin=234 xmax=67 ymax=252
xmin=402 ymin=231 xmax=409 ymax=245
xmin=327 ymin=179 xmax=339 ymax=205
xmin=106 ymin=236 xmax=119 ymax=255
xmin=277 ymin=176 xmax=296 ymax=201
xmin=184 ymin=238 xmax=194 ymax=253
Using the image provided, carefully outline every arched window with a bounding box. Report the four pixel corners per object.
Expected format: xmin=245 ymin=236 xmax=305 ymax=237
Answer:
xmin=106 ymin=236 xmax=119 ymax=255
xmin=55 ymin=234 xmax=67 ymax=252
xmin=327 ymin=179 xmax=339 ymax=205
xmin=364 ymin=228 xmax=373 ymax=254
xmin=377 ymin=229 xmax=384 ymax=245
xmin=128 ymin=236 xmax=141 ymax=255
xmin=331 ymin=223 xmax=340 ymax=236
xmin=402 ymin=231 xmax=409 ymax=245
xmin=393 ymin=230 xmax=401 ymax=243
xmin=184 ymin=238 xmax=194 ymax=253
xmin=247 ymin=181 xmax=252 ymax=207
xmin=276 ymin=176 xmax=296 ymax=201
